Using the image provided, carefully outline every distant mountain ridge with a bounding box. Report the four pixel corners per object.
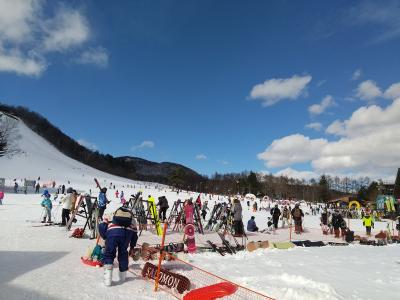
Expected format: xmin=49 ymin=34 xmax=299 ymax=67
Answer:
xmin=0 ymin=103 xmax=204 ymax=188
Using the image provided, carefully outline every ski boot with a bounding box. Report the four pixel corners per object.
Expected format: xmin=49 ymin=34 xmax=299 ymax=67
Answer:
xmin=41 ymin=217 xmax=46 ymax=223
xmin=103 ymin=264 xmax=113 ymax=286
xmin=118 ymin=271 xmax=127 ymax=283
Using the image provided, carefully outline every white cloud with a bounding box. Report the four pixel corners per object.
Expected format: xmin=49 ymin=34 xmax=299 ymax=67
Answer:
xmin=0 ymin=48 xmax=45 ymax=76
xmin=0 ymin=0 xmax=40 ymax=43
xmin=195 ymin=154 xmax=207 ymax=160
xmin=346 ymin=1 xmax=400 ymax=44
xmin=42 ymin=7 xmax=89 ymax=52
xmin=217 ymin=160 xmax=229 ymax=165
xmin=76 ymin=47 xmax=108 ymax=67
xmin=275 ymin=167 xmax=319 ymax=181
xmin=259 ymin=98 xmax=400 ymax=178
xmin=355 ymin=80 xmax=382 ymax=100
xmin=257 ymin=134 xmax=327 ymax=168
xmin=0 ymin=0 xmax=107 ymax=77
xmin=351 ymin=69 xmax=362 ymax=81
xmin=249 ymin=75 xmax=312 ymax=106
xmin=325 ymin=120 xmax=345 ymax=136
xmin=132 ymin=140 xmax=155 ymax=151
xmin=308 ymin=95 xmax=335 ymax=115
xmin=305 ymin=122 xmax=323 ymax=131
xmin=77 ymin=138 xmax=97 ymax=151
xmin=384 ymin=82 xmax=400 ymax=99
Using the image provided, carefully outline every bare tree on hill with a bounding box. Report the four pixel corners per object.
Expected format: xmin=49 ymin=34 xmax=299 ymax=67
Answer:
xmin=0 ymin=112 xmax=22 ymax=157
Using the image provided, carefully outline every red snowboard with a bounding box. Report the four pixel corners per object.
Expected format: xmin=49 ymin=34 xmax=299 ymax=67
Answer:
xmin=183 ymin=282 xmax=237 ymax=300
xmin=81 ymin=257 xmax=103 ymax=267
xmin=184 ymin=203 xmax=196 ymax=253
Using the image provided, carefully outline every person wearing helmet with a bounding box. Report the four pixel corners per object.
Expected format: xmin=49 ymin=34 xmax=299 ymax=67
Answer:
xmin=41 ymin=191 xmax=53 ymax=223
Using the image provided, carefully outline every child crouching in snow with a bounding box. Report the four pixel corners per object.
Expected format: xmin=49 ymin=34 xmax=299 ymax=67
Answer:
xmin=41 ymin=190 xmax=53 ymax=223
xmin=99 ymin=207 xmax=138 ymax=286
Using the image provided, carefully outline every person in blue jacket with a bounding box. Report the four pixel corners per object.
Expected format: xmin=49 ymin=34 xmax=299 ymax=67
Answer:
xmin=98 ymin=187 xmax=109 ymax=221
xmin=41 ymin=190 xmax=53 ymax=223
xmin=247 ymin=216 xmax=259 ymax=232
xmin=99 ymin=207 xmax=138 ymax=286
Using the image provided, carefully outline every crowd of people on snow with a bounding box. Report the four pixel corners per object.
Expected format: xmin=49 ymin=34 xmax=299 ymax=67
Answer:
xmin=3 ymin=179 xmax=400 ymax=288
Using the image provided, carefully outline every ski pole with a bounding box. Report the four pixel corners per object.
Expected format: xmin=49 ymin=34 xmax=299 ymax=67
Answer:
xmin=154 ymin=222 xmax=168 ymax=292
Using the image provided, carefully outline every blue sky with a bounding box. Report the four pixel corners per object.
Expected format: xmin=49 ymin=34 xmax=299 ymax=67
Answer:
xmin=1 ymin=0 xmax=400 ymax=179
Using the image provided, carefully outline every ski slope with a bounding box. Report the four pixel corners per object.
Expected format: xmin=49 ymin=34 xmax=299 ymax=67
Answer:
xmin=1 ymin=119 xmax=400 ymax=300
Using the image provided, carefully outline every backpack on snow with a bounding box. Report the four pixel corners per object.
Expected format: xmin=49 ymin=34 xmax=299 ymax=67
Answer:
xmin=113 ymin=207 xmax=133 ymax=227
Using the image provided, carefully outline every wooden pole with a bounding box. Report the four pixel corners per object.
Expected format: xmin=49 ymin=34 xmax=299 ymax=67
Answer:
xmin=154 ymin=222 xmax=168 ymax=292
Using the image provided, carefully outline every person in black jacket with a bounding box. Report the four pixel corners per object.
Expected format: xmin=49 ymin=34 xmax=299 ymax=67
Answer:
xmin=270 ymin=204 xmax=281 ymax=229
xmin=331 ymin=210 xmax=344 ymax=238
xmin=291 ymin=203 xmax=304 ymax=234
xmin=157 ymin=196 xmax=169 ymax=221
xmin=320 ymin=209 xmax=329 ymax=234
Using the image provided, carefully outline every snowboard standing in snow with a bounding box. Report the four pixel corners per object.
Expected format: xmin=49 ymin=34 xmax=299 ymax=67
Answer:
xmin=184 ymin=200 xmax=196 ymax=253
xmin=148 ymin=195 xmax=162 ymax=236
xmin=66 ymin=195 xmax=84 ymax=231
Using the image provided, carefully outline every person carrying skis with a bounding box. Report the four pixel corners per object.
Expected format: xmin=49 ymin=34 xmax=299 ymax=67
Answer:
xmin=98 ymin=187 xmax=109 ymax=221
xmin=99 ymin=207 xmax=138 ymax=286
xmin=156 ymin=196 xmax=169 ymax=221
xmin=362 ymin=212 xmax=374 ymax=236
xmin=195 ymin=195 xmax=202 ymax=209
xmin=233 ymin=199 xmax=244 ymax=236
xmin=41 ymin=190 xmax=53 ymax=223
xmin=59 ymin=188 xmax=74 ymax=226
xmin=35 ymin=182 xmax=40 ymax=194
xmin=270 ymin=204 xmax=281 ymax=229
xmin=247 ymin=216 xmax=258 ymax=232
xmin=291 ymin=203 xmax=304 ymax=234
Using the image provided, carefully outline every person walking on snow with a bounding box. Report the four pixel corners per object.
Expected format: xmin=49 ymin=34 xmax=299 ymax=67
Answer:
xmin=233 ymin=199 xmax=244 ymax=236
xmin=115 ymin=190 xmax=119 ymax=199
xmin=0 ymin=190 xmax=4 ymax=205
xmin=291 ymin=203 xmax=304 ymax=234
xmin=362 ymin=213 xmax=374 ymax=236
xmin=156 ymin=196 xmax=169 ymax=221
xmin=98 ymin=188 xmax=109 ymax=221
xmin=99 ymin=207 xmax=138 ymax=287
xmin=41 ymin=190 xmax=53 ymax=223
xmin=35 ymin=182 xmax=40 ymax=194
xmin=120 ymin=191 xmax=125 ymax=204
xmin=201 ymin=200 xmax=209 ymax=220
xmin=331 ymin=210 xmax=344 ymax=238
xmin=59 ymin=188 xmax=74 ymax=226
xmin=281 ymin=206 xmax=290 ymax=228
xmin=320 ymin=209 xmax=329 ymax=234
xmin=270 ymin=204 xmax=281 ymax=229
xmin=14 ymin=182 xmax=18 ymax=193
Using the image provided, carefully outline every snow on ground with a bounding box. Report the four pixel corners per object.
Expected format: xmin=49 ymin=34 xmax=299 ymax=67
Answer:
xmin=1 ymin=119 xmax=400 ymax=300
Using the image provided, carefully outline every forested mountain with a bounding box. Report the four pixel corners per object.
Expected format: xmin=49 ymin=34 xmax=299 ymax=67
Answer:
xmin=0 ymin=104 xmax=204 ymax=188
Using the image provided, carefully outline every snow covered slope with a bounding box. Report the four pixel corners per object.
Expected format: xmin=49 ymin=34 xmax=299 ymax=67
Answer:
xmin=0 ymin=118 xmax=141 ymax=190
xmin=1 ymin=117 xmax=400 ymax=300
